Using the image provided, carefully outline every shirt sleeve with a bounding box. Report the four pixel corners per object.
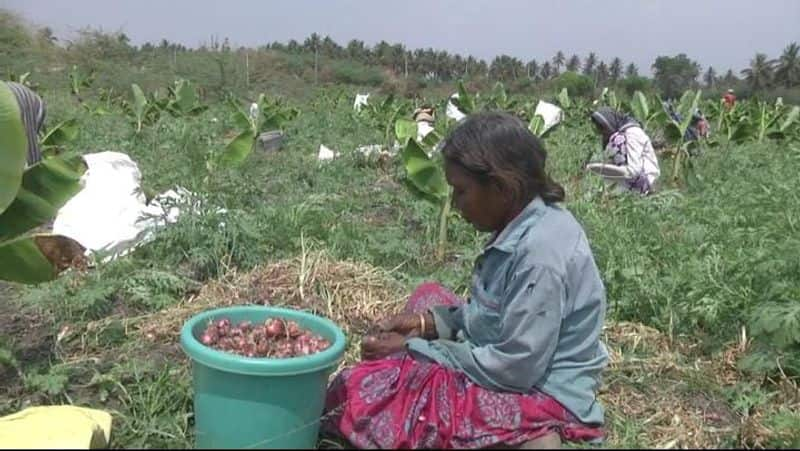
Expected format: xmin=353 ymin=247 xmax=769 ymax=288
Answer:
xmin=407 ymin=265 xmax=565 ymax=393
xmin=429 ymin=304 xmax=465 ymax=340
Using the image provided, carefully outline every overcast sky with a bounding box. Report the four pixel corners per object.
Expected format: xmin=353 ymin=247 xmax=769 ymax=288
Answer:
xmin=4 ymin=0 xmax=799 ymax=75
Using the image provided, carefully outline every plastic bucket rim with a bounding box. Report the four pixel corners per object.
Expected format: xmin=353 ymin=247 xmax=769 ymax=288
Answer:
xmin=180 ymin=305 xmax=346 ymax=377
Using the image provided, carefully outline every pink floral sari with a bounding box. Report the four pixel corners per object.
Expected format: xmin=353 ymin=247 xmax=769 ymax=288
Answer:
xmin=321 ymin=282 xmax=605 ymax=449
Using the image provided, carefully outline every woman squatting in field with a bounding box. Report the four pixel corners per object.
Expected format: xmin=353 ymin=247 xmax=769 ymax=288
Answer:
xmin=590 ymin=107 xmax=661 ymax=195
xmin=4 ymin=81 xmax=46 ymax=167
xmin=322 ymin=112 xmax=609 ymax=449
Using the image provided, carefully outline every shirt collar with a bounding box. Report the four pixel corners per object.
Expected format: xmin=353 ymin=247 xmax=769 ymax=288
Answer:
xmin=485 ymin=196 xmax=548 ymax=253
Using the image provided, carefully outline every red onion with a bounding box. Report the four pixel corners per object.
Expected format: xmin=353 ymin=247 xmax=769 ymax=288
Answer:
xmin=200 ymin=316 xmax=331 ymax=358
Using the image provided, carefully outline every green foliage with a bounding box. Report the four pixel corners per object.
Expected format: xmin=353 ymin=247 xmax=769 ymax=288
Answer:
xmin=555 ymin=71 xmax=594 ymax=98
xmin=68 ymin=65 xmax=95 ymax=97
xmin=165 ymin=79 xmax=207 ymax=116
xmin=763 ymin=408 xmax=800 ymax=448
xmin=453 ymin=79 xmax=477 ymax=113
xmin=329 ymin=60 xmax=385 ymax=86
xmin=41 ymin=118 xmax=80 ymax=152
xmin=0 ymin=82 xmax=87 ymax=284
xmin=1 ymin=19 xmax=800 ymax=447
xmin=216 ymin=93 xmax=299 ymax=169
xmin=618 ymin=75 xmax=652 ymax=97
xmin=652 ymin=54 xmax=701 ymax=99
xmin=0 ymin=81 xmax=27 ymax=212
xmin=24 ymin=365 xmax=70 ymax=397
xmin=557 ymin=88 xmax=571 ymax=109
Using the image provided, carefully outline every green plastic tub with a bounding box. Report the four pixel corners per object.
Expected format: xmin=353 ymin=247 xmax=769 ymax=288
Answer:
xmin=180 ymin=305 xmax=346 ymax=449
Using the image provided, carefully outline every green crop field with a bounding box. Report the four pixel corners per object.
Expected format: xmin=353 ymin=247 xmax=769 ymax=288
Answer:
xmin=1 ymin=8 xmax=799 ymax=449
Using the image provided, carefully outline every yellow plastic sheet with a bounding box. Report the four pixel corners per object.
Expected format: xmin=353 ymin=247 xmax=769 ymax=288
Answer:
xmin=0 ymin=405 xmax=112 ymax=449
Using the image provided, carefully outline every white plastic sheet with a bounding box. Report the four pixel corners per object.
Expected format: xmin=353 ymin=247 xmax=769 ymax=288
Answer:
xmin=354 ymin=93 xmax=370 ymax=112
xmin=52 ymin=151 xmax=208 ymax=263
xmin=446 ymin=93 xmax=467 ymax=122
xmin=417 ymin=121 xmax=434 ymax=142
xmin=533 ymin=100 xmax=564 ymax=133
xmin=318 ymin=144 xmax=339 ymax=161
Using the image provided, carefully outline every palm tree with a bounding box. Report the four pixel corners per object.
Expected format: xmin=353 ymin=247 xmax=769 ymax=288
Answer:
xmin=321 ymin=35 xmax=342 ymax=58
xmin=775 ymin=42 xmax=800 ymax=87
xmin=609 ymin=57 xmax=623 ymax=83
xmin=541 ymin=61 xmax=553 ymax=80
xmin=566 ymin=54 xmax=580 ymax=72
xmin=37 ymin=26 xmax=57 ymax=44
xmin=303 ymin=33 xmax=321 ymax=53
xmin=741 ymin=53 xmax=775 ymax=92
xmin=596 ymin=61 xmax=609 ymax=86
xmin=583 ymin=52 xmax=597 ymax=77
xmin=527 ymin=59 xmax=540 ymax=80
xmin=625 ymin=63 xmax=639 ymax=78
xmin=552 ymin=51 xmax=565 ymax=75
xmin=391 ymin=43 xmax=406 ymax=75
xmin=704 ymin=66 xmax=717 ymax=89
xmin=723 ymin=69 xmax=738 ymax=86
xmin=346 ymin=39 xmax=361 ymax=60
xmin=465 ymin=55 xmax=477 ymax=76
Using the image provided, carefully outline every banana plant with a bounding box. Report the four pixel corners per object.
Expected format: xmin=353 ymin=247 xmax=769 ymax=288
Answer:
xmin=630 ymin=91 xmax=665 ymax=131
xmin=662 ymin=90 xmax=702 ymax=182
xmin=595 ymin=87 xmax=622 ymax=111
xmin=487 ymin=82 xmax=521 ymax=113
xmin=0 ymin=82 xmax=87 ymax=284
xmin=216 ymin=93 xmax=299 ymax=168
xmin=121 ymin=84 xmax=161 ymax=134
xmin=360 ymin=93 xmax=410 ymax=153
xmin=528 ymin=114 xmax=551 ymax=138
xmin=165 ymin=79 xmax=207 ymax=117
xmin=68 ymin=66 xmax=94 ymax=97
xmin=451 ymin=79 xmax=478 ymax=115
xmin=395 ymin=117 xmax=452 ymax=262
xmin=710 ymin=99 xmax=754 ymax=145
xmin=766 ymin=105 xmax=800 ymax=141
xmin=6 ymin=71 xmax=38 ymax=90
xmin=40 ymin=118 xmax=80 ymax=157
xmin=756 ymin=100 xmax=800 ymax=142
xmin=557 ymin=88 xmax=571 ymax=110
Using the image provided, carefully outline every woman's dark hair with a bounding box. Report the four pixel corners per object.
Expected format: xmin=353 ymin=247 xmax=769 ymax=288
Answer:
xmin=441 ymin=111 xmax=565 ymax=206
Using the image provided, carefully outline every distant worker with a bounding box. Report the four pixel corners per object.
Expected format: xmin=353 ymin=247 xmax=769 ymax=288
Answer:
xmin=587 ymin=107 xmax=661 ymax=195
xmin=690 ymin=109 xmax=710 ymax=140
xmin=723 ymin=89 xmax=736 ymax=110
xmin=3 ymin=81 xmax=46 ymax=167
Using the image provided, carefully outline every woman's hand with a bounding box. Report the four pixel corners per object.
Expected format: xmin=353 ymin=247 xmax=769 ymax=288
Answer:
xmin=376 ymin=313 xmax=421 ymax=336
xmin=375 ymin=312 xmax=436 ymax=339
xmin=361 ymin=332 xmax=408 ymax=360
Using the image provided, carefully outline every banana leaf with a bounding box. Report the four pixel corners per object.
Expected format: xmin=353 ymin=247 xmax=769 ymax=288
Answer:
xmin=171 ymin=80 xmax=198 ymax=114
xmin=42 ymin=118 xmax=79 ymax=147
xmin=455 ymin=80 xmax=476 ymax=114
xmin=631 ymin=91 xmax=649 ymax=123
xmin=131 ymin=84 xmax=148 ymax=133
xmin=557 ymin=88 xmax=571 ymax=109
xmin=219 ymin=130 xmax=255 ymax=167
xmin=0 ymin=81 xmax=27 ymax=213
xmin=0 ymin=156 xmax=86 ymax=242
xmin=529 ymin=115 xmax=545 ymax=137
xmin=395 ymin=119 xmax=418 ymax=142
xmin=0 ymin=234 xmax=85 ymax=284
xmin=780 ymin=106 xmax=799 ymax=132
xmin=400 ymin=139 xmax=448 ymax=204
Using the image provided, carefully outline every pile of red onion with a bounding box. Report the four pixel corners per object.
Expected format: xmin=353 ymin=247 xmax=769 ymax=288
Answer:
xmin=200 ymin=317 xmax=331 ymax=358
